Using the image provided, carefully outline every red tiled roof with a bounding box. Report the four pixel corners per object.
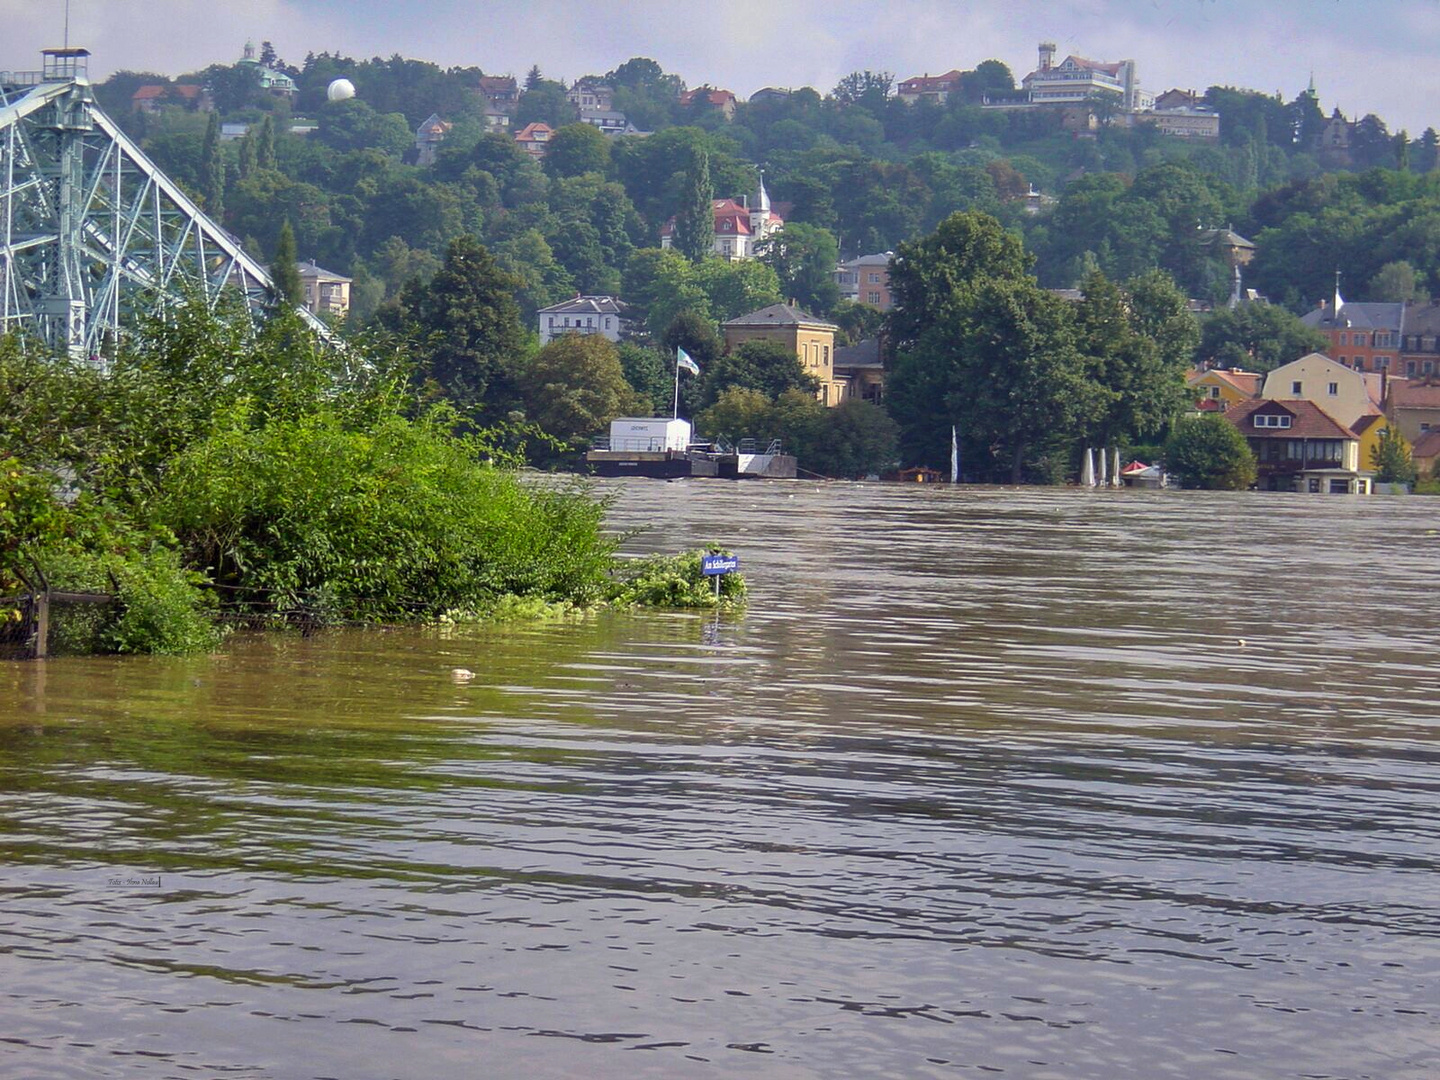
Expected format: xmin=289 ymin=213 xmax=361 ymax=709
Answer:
xmin=679 ymin=89 xmax=736 ymax=107
xmin=132 ymin=84 xmax=204 ymax=101
xmin=660 ymin=199 xmax=763 ymax=238
xmin=898 ymin=69 xmax=964 ymax=92
xmin=1389 ymin=379 xmax=1440 ymax=409
xmin=514 ymin=122 xmax=553 ymax=141
xmin=1066 ymin=56 xmax=1124 ymax=76
xmin=1350 ymin=413 xmax=1386 ymax=435
xmin=1411 ymin=429 xmax=1440 ymax=460
xmin=1225 ymin=398 xmax=1358 ymax=440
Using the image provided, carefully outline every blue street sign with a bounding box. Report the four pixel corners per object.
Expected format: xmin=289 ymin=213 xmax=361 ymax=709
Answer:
xmin=701 ymin=554 xmax=739 ymax=576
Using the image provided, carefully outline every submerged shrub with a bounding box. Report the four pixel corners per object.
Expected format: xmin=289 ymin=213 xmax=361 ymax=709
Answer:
xmin=157 ymin=411 xmax=619 ymax=620
xmin=609 ymin=547 xmax=747 ymax=609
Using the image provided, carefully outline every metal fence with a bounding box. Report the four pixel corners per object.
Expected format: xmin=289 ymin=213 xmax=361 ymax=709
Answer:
xmin=0 ymin=591 xmax=114 ymax=659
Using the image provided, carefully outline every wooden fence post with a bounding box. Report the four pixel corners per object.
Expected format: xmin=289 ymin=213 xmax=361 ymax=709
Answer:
xmin=31 ymin=591 xmax=49 ymax=661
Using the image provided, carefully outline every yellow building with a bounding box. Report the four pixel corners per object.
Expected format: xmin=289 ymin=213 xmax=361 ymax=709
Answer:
xmin=722 ymin=303 xmax=843 ymax=406
xmin=296 ymin=260 xmax=351 ymax=320
xmin=1187 ymin=367 xmax=1261 ymax=410
xmin=1262 ymin=352 xmax=1386 ymax=429
xmin=1350 ymin=414 xmax=1400 ymax=475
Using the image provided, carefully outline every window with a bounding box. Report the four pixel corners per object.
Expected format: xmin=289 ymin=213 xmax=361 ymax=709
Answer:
xmin=1255 ymin=414 xmax=1292 ymax=429
xmin=1209 ymin=386 xmax=1222 ymax=399
xmin=1408 ymin=361 xmax=1418 ymax=375
xmin=1328 ymin=382 xmax=1339 ymax=395
xmin=823 ymin=345 xmax=830 ymax=366
xmin=1291 ymin=381 xmax=1303 ymax=395
xmin=868 ymin=273 xmax=881 ymax=284
xmin=1427 ymin=361 xmax=1436 ymax=375
xmin=1336 ymin=356 xmax=1346 ymax=366
xmin=1338 ymin=333 xmax=1348 ymax=346
xmin=867 ymin=291 xmax=881 ymax=305
xmin=1377 ymin=356 xmax=1391 ymax=369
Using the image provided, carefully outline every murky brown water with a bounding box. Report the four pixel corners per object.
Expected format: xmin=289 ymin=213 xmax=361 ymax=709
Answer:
xmin=2 ymin=482 xmax=1438 ymax=1079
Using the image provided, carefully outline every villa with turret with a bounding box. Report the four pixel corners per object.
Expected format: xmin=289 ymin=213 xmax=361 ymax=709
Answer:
xmin=659 ymin=174 xmax=783 ymax=262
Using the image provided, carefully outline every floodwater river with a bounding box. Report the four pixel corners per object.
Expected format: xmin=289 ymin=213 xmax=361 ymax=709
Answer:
xmin=1 ymin=482 xmax=1438 ymax=1080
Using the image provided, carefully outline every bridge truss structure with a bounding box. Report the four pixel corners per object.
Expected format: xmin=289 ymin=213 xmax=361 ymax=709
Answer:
xmin=0 ymin=50 xmax=321 ymax=360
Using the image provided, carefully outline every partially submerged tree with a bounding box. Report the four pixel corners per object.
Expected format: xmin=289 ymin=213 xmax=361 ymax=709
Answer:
xmin=1163 ymin=414 xmax=1257 ymax=489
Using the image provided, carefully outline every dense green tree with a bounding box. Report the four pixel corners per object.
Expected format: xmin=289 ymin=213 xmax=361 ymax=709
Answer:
xmin=270 ymin=221 xmax=303 ymax=307
xmin=516 ymin=79 xmax=574 ymax=128
xmin=1368 ymin=260 xmax=1427 ymax=303
xmin=832 ymin=71 xmax=893 ymax=111
xmin=623 ymin=248 xmax=711 ymax=336
xmin=237 ymin=131 xmax=258 ymax=178
xmin=1163 ymin=414 xmax=1257 ymax=489
xmin=693 ymin=258 xmax=783 ymax=322
xmin=888 ymin=210 xmax=1031 ymax=349
xmin=200 ymin=111 xmax=224 ymax=217
xmin=830 ymin=300 xmax=885 ymax=346
xmin=696 ymin=340 xmax=819 ymax=409
xmin=760 ymin=223 xmax=842 ymax=314
xmin=616 ymin=342 xmax=673 ymax=416
xmin=659 ymin=310 xmax=724 ymax=371
xmin=1196 ymin=303 xmax=1328 ymax=372
xmin=401 ymin=235 xmax=528 ymax=412
xmin=492 ymin=229 xmax=574 ymax=321
xmin=1075 ymin=270 xmax=1198 ymax=447
xmin=543 ymin=123 xmax=611 ymax=179
xmin=673 ymin=148 xmax=714 ymax=263
xmin=518 ymin=335 xmax=641 ymax=452
xmin=1370 ymin=426 xmax=1417 ymax=484
xmin=317 ymin=99 xmax=411 ymax=156
xmin=801 ymin=399 xmax=900 ymax=478
xmin=256 ymin=114 xmax=277 ymax=171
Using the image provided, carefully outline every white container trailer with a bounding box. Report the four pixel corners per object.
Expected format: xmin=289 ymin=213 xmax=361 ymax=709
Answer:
xmin=607 ymin=418 xmax=692 ymax=452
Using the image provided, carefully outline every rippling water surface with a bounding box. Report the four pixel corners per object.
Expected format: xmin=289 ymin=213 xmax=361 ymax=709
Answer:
xmin=2 ymin=483 xmax=1438 ymax=1079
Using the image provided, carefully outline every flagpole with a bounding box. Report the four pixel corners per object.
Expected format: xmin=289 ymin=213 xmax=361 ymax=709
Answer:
xmin=673 ymin=352 xmax=680 ymax=419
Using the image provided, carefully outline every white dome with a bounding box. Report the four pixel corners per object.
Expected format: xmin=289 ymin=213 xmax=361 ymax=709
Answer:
xmin=326 ymin=79 xmax=356 ymax=102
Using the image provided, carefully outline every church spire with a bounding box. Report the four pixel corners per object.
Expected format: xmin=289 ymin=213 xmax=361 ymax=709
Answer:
xmin=754 ymin=168 xmax=770 ymax=215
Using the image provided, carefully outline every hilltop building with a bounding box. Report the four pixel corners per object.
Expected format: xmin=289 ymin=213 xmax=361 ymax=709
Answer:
xmin=131 ymin=83 xmax=212 ymax=114
xmin=477 ymin=75 xmax=519 ymax=112
xmin=1300 ymin=290 xmax=1403 ymax=372
xmin=414 ymin=113 xmax=451 ymax=166
xmin=236 ymin=41 xmax=296 ymax=99
xmin=835 ymin=253 xmax=895 ymax=310
xmin=896 ymin=70 xmax=965 ymax=105
xmin=1397 ymin=299 xmax=1440 ymax=377
xmin=566 ymin=78 xmax=614 ymax=112
xmin=1019 ymin=42 xmax=1151 ymax=112
xmin=1385 ymin=379 xmax=1440 ymax=444
xmin=514 ymin=122 xmax=553 ymax=158
xmin=678 ymin=88 xmax=738 ymax=119
xmin=296 ymin=261 xmax=350 ymax=320
xmin=537 ymin=296 xmax=627 ymax=346
xmin=660 ymin=174 xmax=782 ymax=262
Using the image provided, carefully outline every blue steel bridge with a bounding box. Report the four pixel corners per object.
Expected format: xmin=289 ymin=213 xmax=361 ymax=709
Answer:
xmin=0 ymin=48 xmax=322 ymax=361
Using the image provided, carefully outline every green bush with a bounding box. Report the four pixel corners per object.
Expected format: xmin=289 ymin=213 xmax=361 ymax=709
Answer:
xmin=157 ymin=411 xmax=618 ymax=620
xmin=608 ymin=548 xmax=746 ymax=609
xmin=1163 ymin=414 xmax=1257 ymax=490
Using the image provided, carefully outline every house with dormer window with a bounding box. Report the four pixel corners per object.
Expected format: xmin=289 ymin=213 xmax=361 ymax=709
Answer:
xmin=659 ymin=174 xmax=782 ymax=262
xmin=1223 ymin=398 xmax=1370 ymax=493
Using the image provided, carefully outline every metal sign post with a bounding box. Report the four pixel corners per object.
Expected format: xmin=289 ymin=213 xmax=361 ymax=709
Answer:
xmin=701 ymin=554 xmax=739 ymax=600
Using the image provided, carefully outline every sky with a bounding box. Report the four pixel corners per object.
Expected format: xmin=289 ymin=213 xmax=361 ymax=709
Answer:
xmin=4 ymin=0 xmax=1438 ymax=135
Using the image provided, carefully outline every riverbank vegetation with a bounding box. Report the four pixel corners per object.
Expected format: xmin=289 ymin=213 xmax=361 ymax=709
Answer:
xmin=0 ymin=303 xmax=738 ymax=656
xmin=93 ymin=48 xmax=1440 ymax=483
